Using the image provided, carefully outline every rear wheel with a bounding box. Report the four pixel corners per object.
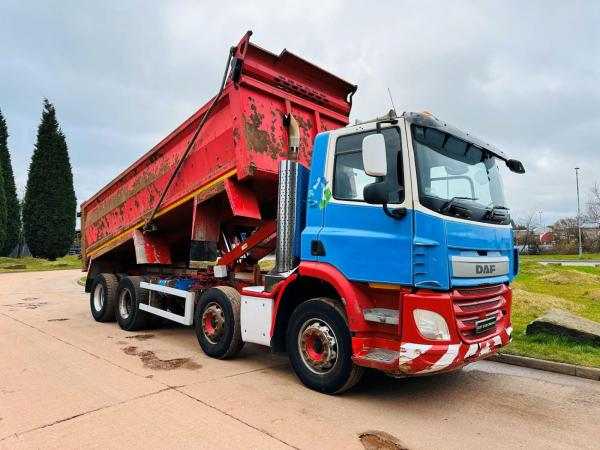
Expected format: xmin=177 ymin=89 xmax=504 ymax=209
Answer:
xmin=115 ymin=276 xmax=152 ymax=331
xmin=194 ymin=286 xmax=244 ymax=359
xmin=90 ymin=273 xmax=118 ymax=322
xmin=286 ymin=298 xmax=364 ymax=394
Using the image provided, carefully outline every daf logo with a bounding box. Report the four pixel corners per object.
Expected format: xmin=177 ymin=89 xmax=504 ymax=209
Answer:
xmin=476 ymin=264 xmax=496 ymax=274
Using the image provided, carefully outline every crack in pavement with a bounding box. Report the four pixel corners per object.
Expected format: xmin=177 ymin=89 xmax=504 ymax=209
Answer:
xmin=0 ymin=311 xmax=297 ymax=448
xmin=173 ymin=387 xmax=300 ymax=449
xmin=0 ymin=387 xmax=173 ymax=442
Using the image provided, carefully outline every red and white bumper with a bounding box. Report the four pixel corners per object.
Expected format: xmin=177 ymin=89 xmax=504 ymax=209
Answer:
xmin=397 ymin=326 xmax=513 ymax=375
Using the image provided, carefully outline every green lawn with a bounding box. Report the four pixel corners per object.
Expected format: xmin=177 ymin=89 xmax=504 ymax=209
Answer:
xmin=521 ymin=253 xmax=600 ymax=260
xmin=0 ymin=255 xmax=81 ymax=273
xmin=505 ymin=261 xmax=600 ymax=367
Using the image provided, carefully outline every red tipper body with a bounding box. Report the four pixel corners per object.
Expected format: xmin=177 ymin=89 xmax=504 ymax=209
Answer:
xmin=80 ymin=33 xmax=355 ymax=264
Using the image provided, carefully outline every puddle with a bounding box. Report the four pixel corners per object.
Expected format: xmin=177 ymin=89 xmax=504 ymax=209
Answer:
xmin=125 ymin=334 xmax=156 ymax=341
xmin=121 ymin=346 xmax=201 ymax=370
xmin=359 ymin=431 xmax=407 ymax=450
xmin=48 ymin=318 xmax=69 ymax=322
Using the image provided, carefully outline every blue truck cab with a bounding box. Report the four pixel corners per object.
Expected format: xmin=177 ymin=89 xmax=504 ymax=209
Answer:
xmin=285 ymin=110 xmax=525 ymax=387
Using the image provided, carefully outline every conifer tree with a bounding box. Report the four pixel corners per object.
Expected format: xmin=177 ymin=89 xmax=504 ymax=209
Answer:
xmin=0 ymin=156 xmax=6 ymax=250
xmin=23 ymin=99 xmax=76 ymax=260
xmin=0 ymin=108 xmax=21 ymax=255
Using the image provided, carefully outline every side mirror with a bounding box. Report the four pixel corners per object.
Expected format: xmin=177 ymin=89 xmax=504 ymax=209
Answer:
xmin=362 ymin=134 xmax=387 ymax=177
xmin=506 ymin=159 xmax=525 ymax=174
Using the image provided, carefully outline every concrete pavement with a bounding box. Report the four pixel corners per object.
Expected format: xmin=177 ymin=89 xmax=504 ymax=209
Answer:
xmin=1 ymin=270 xmax=599 ymax=449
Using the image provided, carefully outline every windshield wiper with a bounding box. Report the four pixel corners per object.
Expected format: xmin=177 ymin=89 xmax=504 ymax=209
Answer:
xmin=440 ymin=196 xmax=477 ymax=211
xmin=484 ymin=205 xmax=510 ymax=223
xmin=440 ymin=196 xmax=477 ymax=217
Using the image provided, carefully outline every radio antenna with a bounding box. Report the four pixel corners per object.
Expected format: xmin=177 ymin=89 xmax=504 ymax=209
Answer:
xmin=387 ymin=87 xmax=397 ymax=114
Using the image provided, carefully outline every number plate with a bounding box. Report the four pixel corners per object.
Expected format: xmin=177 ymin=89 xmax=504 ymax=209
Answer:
xmin=475 ymin=316 xmax=497 ymax=335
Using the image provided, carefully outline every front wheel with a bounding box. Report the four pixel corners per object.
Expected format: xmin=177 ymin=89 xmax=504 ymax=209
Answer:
xmin=286 ymin=298 xmax=364 ymax=394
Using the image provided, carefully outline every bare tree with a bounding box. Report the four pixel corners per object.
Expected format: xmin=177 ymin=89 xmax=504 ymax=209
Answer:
xmin=515 ymin=209 xmax=539 ymax=253
xmin=588 ymin=183 xmax=600 ymax=225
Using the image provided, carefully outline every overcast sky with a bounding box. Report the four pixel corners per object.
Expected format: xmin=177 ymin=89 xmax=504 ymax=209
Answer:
xmin=1 ymin=1 xmax=599 ymax=227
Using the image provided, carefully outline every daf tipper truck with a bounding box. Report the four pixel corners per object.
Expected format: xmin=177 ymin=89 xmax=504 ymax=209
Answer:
xmin=82 ymin=32 xmax=525 ymax=393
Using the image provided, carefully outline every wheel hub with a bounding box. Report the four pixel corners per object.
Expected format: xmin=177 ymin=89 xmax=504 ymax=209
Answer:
xmin=299 ymin=320 xmax=338 ymax=373
xmin=93 ymin=284 xmax=104 ymax=311
xmin=118 ymin=289 xmax=133 ymax=319
xmin=202 ymin=303 xmax=225 ymax=344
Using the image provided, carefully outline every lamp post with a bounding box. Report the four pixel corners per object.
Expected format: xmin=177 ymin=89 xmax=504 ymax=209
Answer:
xmin=575 ymin=167 xmax=583 ymax=258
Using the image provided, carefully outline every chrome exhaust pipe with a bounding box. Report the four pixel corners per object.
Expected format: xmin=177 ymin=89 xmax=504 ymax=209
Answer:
xmin=275 ymin=114 xmax=300 ymax=274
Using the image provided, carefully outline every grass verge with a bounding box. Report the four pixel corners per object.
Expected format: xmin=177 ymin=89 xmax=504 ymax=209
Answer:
xmin=505 ymin=261 xmax=600 ymax=367
xmin=521 ymin=253 xmax=600 ymax=260
xmin=0 ymin=255 xmax=81 ymax=273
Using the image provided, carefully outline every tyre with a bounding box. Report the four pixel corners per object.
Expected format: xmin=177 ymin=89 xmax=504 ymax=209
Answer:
xmin=115 ymin=276 xmax=152 ymax=331
xmin=286 ymin=298 xmax=364 ymax=394
xmin=90 ymin=273 xmax=118 ymax=322
xmin=194 ymin=286 xmax=244 ymax=359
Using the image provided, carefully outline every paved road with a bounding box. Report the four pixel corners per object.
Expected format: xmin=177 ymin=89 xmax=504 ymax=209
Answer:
xmin=1 ymin=270 xmax=599 ymax=449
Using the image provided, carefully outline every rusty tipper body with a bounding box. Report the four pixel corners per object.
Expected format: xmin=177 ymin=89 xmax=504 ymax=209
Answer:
xmin=83 ymin=32 xmax=525 ymax=393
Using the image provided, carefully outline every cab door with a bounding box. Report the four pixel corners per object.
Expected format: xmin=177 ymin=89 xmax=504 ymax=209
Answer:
xmin=316 ymin=122 xmax=413 ymax=285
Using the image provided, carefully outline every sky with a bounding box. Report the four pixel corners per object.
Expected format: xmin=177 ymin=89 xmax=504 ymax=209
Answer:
xmin=1 ymin=0 xmax=599 ymax=228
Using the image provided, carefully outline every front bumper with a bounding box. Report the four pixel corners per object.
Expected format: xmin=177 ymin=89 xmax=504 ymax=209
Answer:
xmin=397 ymin=325 xmax=512 ymax=375
xmin=352 ymin=325 xmax=512 ymax=375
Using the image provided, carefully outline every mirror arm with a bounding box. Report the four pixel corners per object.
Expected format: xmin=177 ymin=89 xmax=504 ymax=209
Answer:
xmin=383 ymin=203 xmax=407 ymax=220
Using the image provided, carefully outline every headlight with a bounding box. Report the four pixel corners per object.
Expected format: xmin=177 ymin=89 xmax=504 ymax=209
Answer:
xmin=413 ymin=309 xmax=451 ymax=340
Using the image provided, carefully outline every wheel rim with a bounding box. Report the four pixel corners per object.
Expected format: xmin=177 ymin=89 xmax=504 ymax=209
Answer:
xmin=93 ymin=284 xmax=104 ymax=311
xmin=118 ymin=288 xmax=133 ymax=320
xmin=298 ymin=319 xmax=338 ymax=374
xmin=201 ymin=302 xmax=225 ymax=344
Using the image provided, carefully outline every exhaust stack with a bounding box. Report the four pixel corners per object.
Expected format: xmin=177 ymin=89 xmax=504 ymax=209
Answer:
xmin=275 ymin=114 xmax=300 ymax=274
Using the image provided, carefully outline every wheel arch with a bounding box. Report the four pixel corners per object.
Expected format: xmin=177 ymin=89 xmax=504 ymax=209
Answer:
xmin=270 ymin=262 xmax=368 ymax=352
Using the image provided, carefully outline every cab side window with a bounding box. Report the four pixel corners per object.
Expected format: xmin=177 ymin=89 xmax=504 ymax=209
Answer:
xmin=333 ymin=128 xmax=403 ymax=203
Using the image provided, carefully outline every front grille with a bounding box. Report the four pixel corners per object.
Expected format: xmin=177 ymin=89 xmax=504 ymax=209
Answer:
xmin=456 ymin=285 xmax=504 ymax=297
xmin=452 ymin=285 xmax=507 ymax=343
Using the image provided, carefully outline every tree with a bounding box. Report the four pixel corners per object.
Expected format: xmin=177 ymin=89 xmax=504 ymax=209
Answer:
xmin=23 ymin=99 xmax=76 ymax=260
xmin=0 ymin=151 xmax=5 ymax=250
xmin=0 ymin=108 xmax=21 ymax=255
xmin=588 ymin=183 xmax=600 ymax=225
xmin=515 ymin=210 xmax=540 ymax=253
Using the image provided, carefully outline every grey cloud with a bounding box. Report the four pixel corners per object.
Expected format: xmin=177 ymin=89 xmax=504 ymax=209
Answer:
xmin=1 ymin=0 xmax=599 ymax=227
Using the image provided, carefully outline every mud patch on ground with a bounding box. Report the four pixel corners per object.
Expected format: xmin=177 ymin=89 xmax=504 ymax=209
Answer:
xmin=4 ymin=297 xmax=47 ymax=310
xmin=125 ymin=334 xmax=155 ymax=341
xmin=47 ymin=318 xmax=69 ymax=322
xmin=359 ymin=431 xmax=408 ymax=450
xmin=121 ymin=346 xmax=201 ymax=370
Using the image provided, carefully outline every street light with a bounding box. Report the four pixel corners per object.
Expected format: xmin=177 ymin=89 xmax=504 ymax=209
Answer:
xmin=575 ymin=167 xmax=583 ymax=258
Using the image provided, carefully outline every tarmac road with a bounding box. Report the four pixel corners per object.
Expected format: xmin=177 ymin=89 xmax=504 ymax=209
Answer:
xmin=1 ymin=270 xmax=598 ymax=450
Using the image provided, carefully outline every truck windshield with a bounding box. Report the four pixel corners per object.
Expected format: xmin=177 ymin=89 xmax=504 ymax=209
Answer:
xmin=412 ymin=125 xmax=509 ymax=224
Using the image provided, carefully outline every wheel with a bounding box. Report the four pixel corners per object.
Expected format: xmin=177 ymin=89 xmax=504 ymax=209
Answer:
xmin=194 ymin=286 xmax=244 ymax=359
xmin=286 ymin=298 xmax=364 ymax=394
xmin=89 ymin=273 xmax=118 ymax=322
xmin=115 ymin=276 xmax=152 ymax=331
